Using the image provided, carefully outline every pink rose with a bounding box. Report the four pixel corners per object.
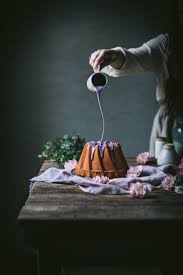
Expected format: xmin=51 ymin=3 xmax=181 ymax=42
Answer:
xmin=129 ymin=182 xmax=152 ymax=198
xmin=126 ymin=166 xmax=142 ymax=178
xmin=136 ymin=152 xmax=151 ymax=164
xmin=64 ymin=159 xmax=78 ymax=173
xmin=161 ymin=176 xmax=175 ymax=191
xmin=92 ymin=175 xmax=109 ymax=184
xmin=178 ymin=158 xmax=183 ymax=169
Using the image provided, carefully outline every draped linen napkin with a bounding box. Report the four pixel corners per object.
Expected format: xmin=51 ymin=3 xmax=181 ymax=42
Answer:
xmin=30 ymin=164 xmax=178 ymax=195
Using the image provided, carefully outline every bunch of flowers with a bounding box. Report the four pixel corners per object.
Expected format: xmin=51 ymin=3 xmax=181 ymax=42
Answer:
xmin=160 ymin=175 xmax=176 ymax=191
xmin=136 ymin=152 xmax=151 ymax=164
xmin=129 ymin=182 xmax=152 ymax=198
xmin=126 ymin=166 xmax=142 ymax=178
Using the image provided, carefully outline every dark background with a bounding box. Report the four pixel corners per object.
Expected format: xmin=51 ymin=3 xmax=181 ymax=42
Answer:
xmin=1 ymin=0 xmax=174 ymax=274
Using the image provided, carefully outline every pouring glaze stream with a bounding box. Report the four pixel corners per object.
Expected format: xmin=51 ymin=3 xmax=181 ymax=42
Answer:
xmin=87 ymin=72 xmax=108 ymax=142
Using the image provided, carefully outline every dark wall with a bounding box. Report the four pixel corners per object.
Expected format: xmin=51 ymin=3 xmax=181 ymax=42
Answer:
xmin=1 ymin=0 xmax=173 ymax=272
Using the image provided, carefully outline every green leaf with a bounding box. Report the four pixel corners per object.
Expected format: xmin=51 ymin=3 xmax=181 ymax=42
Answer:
xmin=38 ymin=134 xmax=85 ymax=166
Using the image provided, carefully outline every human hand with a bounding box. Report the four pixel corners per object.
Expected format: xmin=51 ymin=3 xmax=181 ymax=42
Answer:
xmin=89 ymin=49 xmax=124 ymax=72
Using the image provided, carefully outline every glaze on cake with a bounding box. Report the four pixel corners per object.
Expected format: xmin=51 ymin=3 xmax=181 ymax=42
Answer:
xmin=75 ymin=141 xmax=128 ymax=178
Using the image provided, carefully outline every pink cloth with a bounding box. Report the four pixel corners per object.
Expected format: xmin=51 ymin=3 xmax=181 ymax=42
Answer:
xmin=30 ymin=164 xmax=177 ymax=195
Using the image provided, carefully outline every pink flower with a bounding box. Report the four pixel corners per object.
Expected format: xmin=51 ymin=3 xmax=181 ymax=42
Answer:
xmin=92 ymin=175 xmax=109 ymax=184
xmin=161 ymin=176 xmax=175 ymax=191
xmin=126 ymin=166 xmax=142 ymax=178
xmin=178 ymin=158 xmax=183 ymax=169
xmin=136 ymin=152 xmax=151 ymax=164
xmin=64 ymin=159 xmax=78 ymax=172
xmin=129 ymin=182 xmax=152 ymax=198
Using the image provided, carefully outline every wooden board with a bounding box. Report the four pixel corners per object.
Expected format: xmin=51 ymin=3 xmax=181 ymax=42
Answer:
xmin=18 ymin=159 xmax=183 ymax=222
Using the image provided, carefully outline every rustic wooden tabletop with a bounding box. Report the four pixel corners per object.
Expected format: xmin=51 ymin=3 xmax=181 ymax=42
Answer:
xmin=17 ymin=158 xmax=183 ymax=275
xmin=18 ymin=158 xmax=183 ymax=223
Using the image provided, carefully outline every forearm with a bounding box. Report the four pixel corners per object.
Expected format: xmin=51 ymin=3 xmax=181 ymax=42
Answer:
xmin=102 ymin=33 xmax=169 ymax=78
xmin=109 ymin=49 xmax=125 ymax=70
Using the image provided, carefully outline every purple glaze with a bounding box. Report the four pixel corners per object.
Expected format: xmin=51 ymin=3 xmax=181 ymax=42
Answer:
xmin=91 ymin=145 xmax=98 ymax=160
xmin=87 ymin=141 xmax=119 ymax=164
xmin=95 ymin=85 xmax=105 ymax=141
xmin=96 ymin=85 xmax=103 ymax=96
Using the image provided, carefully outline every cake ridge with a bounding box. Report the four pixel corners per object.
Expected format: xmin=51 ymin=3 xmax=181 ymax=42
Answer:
xmin=87 ymin=140 xmax=120 ymax=162
xmin=75 ymin=140 xmax=128 ymax=178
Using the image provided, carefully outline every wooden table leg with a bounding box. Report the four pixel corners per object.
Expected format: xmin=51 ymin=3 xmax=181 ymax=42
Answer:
xmin=160 ymin=235 xmax=183 ymax=275
xmin=161 ymin=266 xmax=182 ymax=275
xmin=36 ymin=247 xmax=61 ymax=275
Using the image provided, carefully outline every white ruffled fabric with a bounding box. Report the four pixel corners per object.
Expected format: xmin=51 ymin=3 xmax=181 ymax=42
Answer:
xmin=30 ymin=164 xmax=177 ymax=195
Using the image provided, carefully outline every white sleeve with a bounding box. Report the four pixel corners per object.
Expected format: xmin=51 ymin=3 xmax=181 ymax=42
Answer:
xmin=102 ymin=33 xmax=170 ymax=102
xmin=102 ymin=33 xmax=170 ymax=77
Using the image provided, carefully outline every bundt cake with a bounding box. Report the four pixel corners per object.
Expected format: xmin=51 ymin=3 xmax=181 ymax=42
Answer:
xmin=75 ymin=141 xmax=128 ymax=178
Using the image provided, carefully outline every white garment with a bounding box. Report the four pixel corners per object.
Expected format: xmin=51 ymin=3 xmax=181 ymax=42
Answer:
xmin=102 ymin=33 xmax=171 ymax=156
xmin=102 ymin=33 xmax=170 ymax=102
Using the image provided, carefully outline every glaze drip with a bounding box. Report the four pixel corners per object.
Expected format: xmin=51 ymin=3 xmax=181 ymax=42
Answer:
xmin=87 ymin=141 xmax=119 ymax=164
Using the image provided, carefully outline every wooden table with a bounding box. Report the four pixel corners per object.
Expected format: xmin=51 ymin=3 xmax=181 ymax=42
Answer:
xmin=18 ymin=158 xmax=183 ymax=275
